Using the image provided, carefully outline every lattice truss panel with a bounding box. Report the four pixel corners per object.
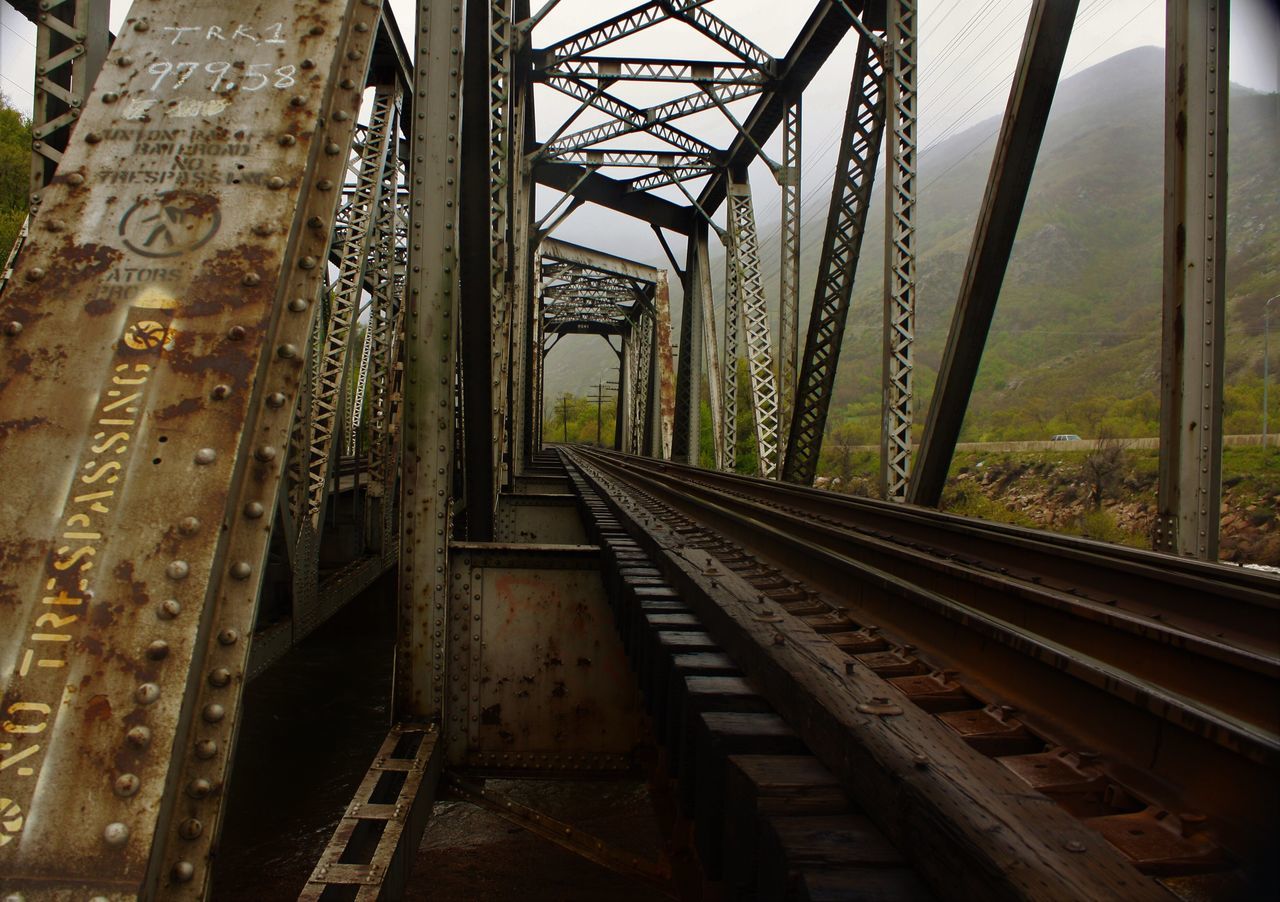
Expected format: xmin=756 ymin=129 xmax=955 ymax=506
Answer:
xmin=882 ymin=0 xmax=917 ymax=501
xmin=784 ymin=32 xmax=887 ymax=484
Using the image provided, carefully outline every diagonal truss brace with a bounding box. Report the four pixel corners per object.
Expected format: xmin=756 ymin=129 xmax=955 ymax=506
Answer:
xmin=782 ymin=32 xmax=886 ymax=485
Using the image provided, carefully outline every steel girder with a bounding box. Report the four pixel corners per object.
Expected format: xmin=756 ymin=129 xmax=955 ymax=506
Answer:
xmin=396 ymin=0 xmax=465 ymax=720
xmin=783 ymin=32 xmax=887 ymax=484
xmin=672 ymin=218 xmax=707 ymax=465
xmin=880 ymin=0 xmax=917 ymax=502
xmin=1154 ymin=0 xmax=1230 ymax=559
xmin=0 ymin=0 xmax=387 ymax=893
xmin=722 ymin=223 xmax=739 ymax=472
xmin=726 ymin=179 xmax=781 ymax=478
xmin=537 ymin=0 xmax=713 ymax=65
xmin=907 ymin=0 xmax=1078 ymax=506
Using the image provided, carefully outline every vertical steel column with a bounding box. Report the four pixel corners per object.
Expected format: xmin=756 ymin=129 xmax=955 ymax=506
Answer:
xmin=631 ymin=311 xmax=654 ymax=455
xmin=908 ymin=0 xmax=1077 ymax=506
xmin=778 ymin=98 xmax=802 ymax=446
xmin=880 ymin=0 xmax=917 ymax=501
xmin=619 ymin=333 xmax=634 ymax=453
xmin=1155 ymin=0 xmax=1230 ymax=559
xmin=727 ymin=178 xmax=781 ymax=478
xmin=531 ymin=252 xmax=545 ymax=451
xmin=396 ymin=0 xmax=465 ymax=721
xmin=30 ymin=0 xmax=109 ymax=202
xmin=672 ymin=228 xmax=703 ymax=464
xmin=722 ymin=228 xmax=740 ymax=471
xmin=654 ymin=270 xmax=676 ymax=459
xmin=783 ymin=34 xmax=887 ymax=484
xmin=697 ymin=224 xmax=725 ymax=468
xmin=490 ymin=0 xmax=515 ymax=491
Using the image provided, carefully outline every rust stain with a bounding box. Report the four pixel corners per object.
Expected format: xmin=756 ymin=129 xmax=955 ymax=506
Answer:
xmin=153 ymin=397 xmax=202 ymax=421
xmin=84 ymin=694 xmax=112 ymax=723
xmin=0 ymin=417 xmax=48 ymax=440
xmin=84 ymin=297 xmax=114 ymax=317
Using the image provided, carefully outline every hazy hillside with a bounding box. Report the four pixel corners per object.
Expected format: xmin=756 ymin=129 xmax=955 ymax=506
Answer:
xmin=545 ymin=47 xmax=1280 ymax=446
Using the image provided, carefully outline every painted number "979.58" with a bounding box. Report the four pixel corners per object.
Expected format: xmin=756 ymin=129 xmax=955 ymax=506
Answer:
xmin=147 ymin=61 xmax=297 ymax=94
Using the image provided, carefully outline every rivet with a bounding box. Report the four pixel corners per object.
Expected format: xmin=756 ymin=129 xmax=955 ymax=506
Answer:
xmin=159 ymin=598 xmax=181 ymax=619
xmin=195 ymin=739 xmax=218 ymax=759
xmin=290 ymin=95 xmax=306 ymax=108
xmin=134 ymin=19 xmax=150 ymax=32
xmin=187 ymin=779 xmax=211 ymax=799
xmin=347 ymin=49 xmax=362 ymax=61
xmin=166 ymin=560 xmax=190 ymax=580
xmin=172 ymin=860 xmax=196 ymax=882
xmin=243 ymin=273 xmax=261 ymax=286
xmin=267 ymin=176 xmax=286 ymax=190
xmin=178 ymin=818 xmax=203 ymax=840
xmin=333 ymin=110 xmax=350 ymax=121
xmin=1065 ymin=840 xmax=1087 ymax=853
xmin=194 ymin=448 xmax=216 ymax=465
xmin=202 ymin=703 xmax=225 ymax=723
xmin=302 ymin=59 xmax=317 ymax=70
xmin=277 ymin=344 xmax=298 ymax=359
xmin=103 ymin=822 xmax=130 ymax=846
xmin=66 ymin=172 xmax=84 ymax=185
xmin=340 ymin=78 xmax=356 ymax=90
xmin=178 ymin=516 xmax=201 ymax=535
xmin=218 ymin=627 xmax=239 ymax=646
xmin=26 ymin=268 xmax=45 ymax=282
xmin=324 ymin=142 xmax=341 ymax=155
xmin=117 ymin=56 xmax=133 ymax=67
xmin=243 ymin=501 xmax=265 ymax=519
xmin=317 ymin=178 xmax=334 ymax=190
xmin=4 ymin=322 xmax=21 ymax=336
xmin=43 ymin=219 xmax=63 ymax=232
xmin=135 ymin=683 xmax=160 ymax=705
xmin=114 ymin=773 xmax=140 ymax=797
xmin=230 ymin=562 xmax=251 ymax=580
xmin=85 ymin=132 xmax=102 ymax=144
xmin=278 ymin=133 xmax=296 ymax=146
xmin=209 ymin=667 xmax=232 ymax=687
xmin=102 ymin=92 xmax=119 ymax=103
xmin=288 ymin=297 xmax=308 ymax=312
xmin=309 ymin=24 xmax=325 ymax=35
xmin=308 ymin=215 xmax=325 ymax=228
xmin=300 ymin=255 xmax=318 ymax=269
xmin=266 ymin=392 xmax=287 ymax=408
xmin=146 ymin=640 xmax=170 ymax=660
xmin=126 ymin=725 xmax=152 ymax=748
xmin=355 ymin=21 xmax=370 ymax=32
xmin=211 ymin=384 xmax=231 ymax=400
xmin=254 ymin=445 xmax=277 ymax=462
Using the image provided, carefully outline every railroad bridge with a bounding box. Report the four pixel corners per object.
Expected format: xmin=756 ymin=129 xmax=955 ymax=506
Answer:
xmin=0 ymin=0 xmax=1275 ymax=899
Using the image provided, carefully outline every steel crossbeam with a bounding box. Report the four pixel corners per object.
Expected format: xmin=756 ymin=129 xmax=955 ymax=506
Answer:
xmin=880 ymin=0 xmax=917 ymax=502
xmin=782 ymin=33 xmax=887 ymax=485
xmin=669 ymin=2 xmax=775 ymax=72
xmin=727 ymin=179 xmax=781 ymax=478
xmin=539 ymin=57 xmax=767 ymax=85
xmin=541 ymin=149 xmax=719 ymax=169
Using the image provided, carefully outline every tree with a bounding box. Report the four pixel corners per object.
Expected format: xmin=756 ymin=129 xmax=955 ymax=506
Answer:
xmin=1081 ymin=431 xmax=1127 ymax=508
xmin=0 ymin=93 xmax=32 ymax=266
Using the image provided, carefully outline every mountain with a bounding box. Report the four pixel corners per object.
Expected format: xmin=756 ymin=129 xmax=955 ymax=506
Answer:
xmin=543 ymin=46 xmax=1280 ymax=451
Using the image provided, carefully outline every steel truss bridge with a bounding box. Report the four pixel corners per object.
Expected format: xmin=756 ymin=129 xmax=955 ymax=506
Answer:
xmin=0 ymin=0 xmax=1275 ymax=899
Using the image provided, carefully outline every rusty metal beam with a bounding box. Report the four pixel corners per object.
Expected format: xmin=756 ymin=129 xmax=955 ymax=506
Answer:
xmin=0 ymin=0 xmax=384 ymax=894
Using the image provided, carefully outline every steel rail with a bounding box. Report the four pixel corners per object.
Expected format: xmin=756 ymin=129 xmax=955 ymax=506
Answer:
xmin=564 ymin=446 xmax=1279 ymax=889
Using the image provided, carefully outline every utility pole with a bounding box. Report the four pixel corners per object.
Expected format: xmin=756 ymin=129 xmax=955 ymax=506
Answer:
xmin=559 ymin=393 xmax=571 ymax=442
xmin=588 ymin=379 xmax=619 ymax=446
xmin=1265 ymin=295 xmax=1278 ymax=451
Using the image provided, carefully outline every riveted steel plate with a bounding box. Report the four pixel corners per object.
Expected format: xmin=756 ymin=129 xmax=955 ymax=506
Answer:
xmin=0 ymin=0 xmax=383 ymax=894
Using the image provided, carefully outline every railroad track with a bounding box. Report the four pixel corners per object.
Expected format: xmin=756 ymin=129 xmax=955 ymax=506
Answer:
xmin=563 ymin=446 xmax=1280 ymax=899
